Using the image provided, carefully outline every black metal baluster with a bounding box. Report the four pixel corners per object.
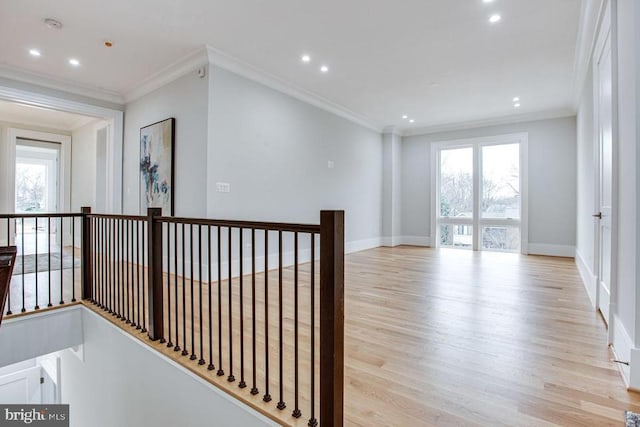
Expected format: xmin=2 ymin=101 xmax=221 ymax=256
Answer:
xmin=277 ymin=230 xmax=285 ymax=410
xmin=104 ymin=218 xmax=108 ymax=311
xmin=137 ymin=220 xmax=143 ymax=328
xmin=21 ymin=218 xmax=26 ymax=312
xmin=5 ymin=219 xmax=11 ymax=315
xmin=182 ymin=223 xmax=188 ymax=356
xmin=109 ymin=218 xmax=112 ymax=314
xmin=198 ymin=224 xmax=205 ymax=365
xmin=190 ymin=224 xmax=197 ymax=361
xmin=34 ymin=217 xmax=39 ymax=310
xmin=308 ymin=233 xmax=317 ymax=427
xmin=122 ymin=218 xmax=126 ymax=319
xmin=95 ymin=218 xmax=106 ymax=309
xmin=264 ymin=229 xmax=271 ymax=403
xmin=132 ymin=220 xmax=138 ymax=328
xmin=167 ymin=222 xmax=173 ymax=348
xmin=112 ymin=218 xmax=120 ymax=319
xmin=207 ymin=225 xmax=214 ymax=370
xmin=217 ymin=226 xmax=224 ymax=377
xmin=111 ymin=218 xmax=116 ymax=313
xmin=125 ymin=219 xmax=133 ymax=325
xmin=92 ymin=221 xmax=102 ymax=307
xmin=141 ymin=221 xmax=147 ymax=333
xmin=293 ymin=231 xmax=301 ymax=418
xmin=174 ymin=222 xmax=180 ymax=352
xmin=107 ymin=218 xmax=112 ymax=313
xmin=48 ymin=217 xmax=52 ymax=307
xmin=93 ymin=218 xmax=98 ymax=305
xmin=239 ymin=228 xmax=246 ymax=389
xmin=116 ymin=219 xmax=124 ymax=320
xmin=251 ymin=228 xmax=258 ymax=395
xmin=71 ymin=217 xmax=76 ymax=303
xmin=59 ymin=218 xmax=64 ymax=305
xmin=228 ymin=227 xmax=235 ymax=382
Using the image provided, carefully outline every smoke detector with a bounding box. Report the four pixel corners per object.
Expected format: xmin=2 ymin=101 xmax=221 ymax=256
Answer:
xmin=44 ymin=18 xmax=63 ymax=30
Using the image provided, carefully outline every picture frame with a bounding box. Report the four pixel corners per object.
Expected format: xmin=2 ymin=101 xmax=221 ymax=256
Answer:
xmin=139 ymin=118 xmax=175 ymax=216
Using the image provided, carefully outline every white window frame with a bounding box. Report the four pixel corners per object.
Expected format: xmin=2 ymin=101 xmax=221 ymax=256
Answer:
xmin=430 ymin=132 xmax=529 ymax=254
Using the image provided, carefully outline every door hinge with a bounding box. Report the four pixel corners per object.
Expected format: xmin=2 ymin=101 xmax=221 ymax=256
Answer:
xmin=40 ymin=377 xmax=44 ymax=384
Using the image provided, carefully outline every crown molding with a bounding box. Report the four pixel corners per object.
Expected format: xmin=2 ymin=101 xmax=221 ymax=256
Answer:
xmin=123 ymin=47 xmax=209 ymax=103
xmin=402 ymin=108 xmax=576 ymax=137
xmin=0 ymin=63 xmax=124 ymax=105
xmin=205 ymin=45 xmax=383 ymax=133
xmin=382 ymin=125 xmax=402 ymax=136
xmin=571 ymin=0 xmax=606 ymax=108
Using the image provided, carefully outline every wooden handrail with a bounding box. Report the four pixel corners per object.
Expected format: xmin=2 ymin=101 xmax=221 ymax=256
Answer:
xmin=0 ymin=246 xmax=17 ymax=326
xmin=157 ymin=216 xmax=321 ymax=234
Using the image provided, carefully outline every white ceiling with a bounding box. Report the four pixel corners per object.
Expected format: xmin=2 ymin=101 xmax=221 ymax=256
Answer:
xmin=0 ymin=99 xmax=96 ymax=131
xmin=0 ymin=0 xmax=582 ymax=132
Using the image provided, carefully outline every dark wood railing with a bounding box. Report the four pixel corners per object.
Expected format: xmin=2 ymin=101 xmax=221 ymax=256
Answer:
xmin=0 ymin=246 xmax=17 ymax=326
xmin=1 ymin=208 xmax=344 ymax=427
xmin=0 ymin=213 xmax=84 ymax=315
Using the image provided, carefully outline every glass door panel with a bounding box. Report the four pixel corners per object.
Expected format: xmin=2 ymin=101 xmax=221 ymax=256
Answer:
xmin=439 ymin=147 xmax=473 ymax=219
xmin=481 ymin=143 xmax=520 ymax=219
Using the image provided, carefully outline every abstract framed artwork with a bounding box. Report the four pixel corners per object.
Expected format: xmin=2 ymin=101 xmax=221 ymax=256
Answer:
xmin=139 ymin=118 xmax=175 ymax=216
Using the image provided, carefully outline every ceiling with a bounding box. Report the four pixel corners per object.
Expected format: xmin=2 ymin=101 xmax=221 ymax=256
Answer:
xmin=0 ymin=0 xmax=582 ymax=132
xmin=0 ymin=99 xmax=96 ymax=131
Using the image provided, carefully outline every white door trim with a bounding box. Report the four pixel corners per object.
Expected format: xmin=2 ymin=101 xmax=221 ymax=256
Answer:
xmin=430 ymin=132 xmax=529 ymax=253
xmin=591 ymin=0 xmax=619 ymax=340
xmin=0 ymin=85 xmax=123 ymax=213
xmin=8 ymin=129 xmax=71 ymax=215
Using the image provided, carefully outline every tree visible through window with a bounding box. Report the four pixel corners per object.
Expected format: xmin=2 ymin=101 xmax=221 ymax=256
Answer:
xmin=15 ymin=163 xmax=47 ymax=212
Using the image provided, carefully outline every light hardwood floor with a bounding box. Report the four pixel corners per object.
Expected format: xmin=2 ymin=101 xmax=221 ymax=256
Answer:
xmin=84 ymin=246 xmax=640 ymax=426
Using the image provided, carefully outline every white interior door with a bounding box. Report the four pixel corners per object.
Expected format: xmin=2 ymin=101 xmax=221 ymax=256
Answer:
xmin=0 ymin=366 xmax=42 ymax=404
xmin=595 ymin=25 xmax=613 ymax=325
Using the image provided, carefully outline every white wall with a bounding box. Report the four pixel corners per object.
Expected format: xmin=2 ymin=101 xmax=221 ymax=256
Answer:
xmin=70 ymin=120 xmax=109 ymax=213
xmin=615 ymin=0 xmax=638 ymax=347
xmin=401 ymin=117 xmax=577 ymax=254
xmin=609 ymin=0 xmax=640 ymax=386
xmin=382 ymin=131 xmax=402 ymax=245
xmin=0 ymin=306 xmax=83 ymax=368
xmin=576 ymin=66 xmax=597 ymax=303
xmin=123 ymin=69 xmax=209 ymax=217
xmin=59 ymin=308 xmax=276 ymax=427
xmin=207 ymin=66 xmax=383 ymax=247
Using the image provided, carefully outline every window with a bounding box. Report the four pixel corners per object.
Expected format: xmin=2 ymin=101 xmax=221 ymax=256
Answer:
xmin=432 ymin=134 xmax=527 ymax=253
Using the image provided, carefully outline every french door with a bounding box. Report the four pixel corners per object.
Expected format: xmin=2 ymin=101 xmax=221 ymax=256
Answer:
xmin=433 ymin=134 xmax=527 ymax=253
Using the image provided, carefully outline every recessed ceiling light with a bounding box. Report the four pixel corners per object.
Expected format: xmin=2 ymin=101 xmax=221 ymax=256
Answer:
xmin=402 ymin=115 xmax=408 ymax=119
xmin=320 ymin=65 xmax=329 ymax=73
xmin=409 ymin=119 xmax=415 ymax=123
xmin=29 ymin=49 xmax=41 ymax=57
xmin=489 ymin=14 xmax=502 ymax=23
xmin=513 ymin=97 xmax=520 ymax=102
xmin=514 ymin=103 xmax=521 ymax=108
xmin=482 ymin=0 xmax=495 ymax=3
xmin=301 ymin=54 xmax=311 ymax=63
xmin=68 ymin=58 xmax=80 ymax=67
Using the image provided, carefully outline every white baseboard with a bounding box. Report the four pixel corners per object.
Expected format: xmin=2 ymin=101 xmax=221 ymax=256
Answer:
xmin=399 ymin=236 xmax=431 ymax=247
xmin=381 ymin=236 xmax=431 ymax=247
xmin=612 ymin=314 xmax=633 ymax=387
xmin=347 ymin=237 xmax=382 ymax=253
xmin=527 ymin=243 xmax=575 ymax=257
xmin=575 ymin=248 xmax=597 ymax=307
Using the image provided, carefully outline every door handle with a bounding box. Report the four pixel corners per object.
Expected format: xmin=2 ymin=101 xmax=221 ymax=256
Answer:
xmin=593 ymin=212 xmax=602 ymax=219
